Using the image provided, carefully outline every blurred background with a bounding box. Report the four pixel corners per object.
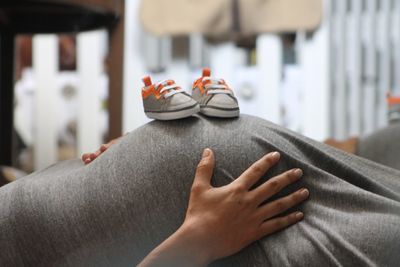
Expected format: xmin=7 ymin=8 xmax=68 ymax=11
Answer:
xmin=0 ymin=0 xmax=399 ymax=178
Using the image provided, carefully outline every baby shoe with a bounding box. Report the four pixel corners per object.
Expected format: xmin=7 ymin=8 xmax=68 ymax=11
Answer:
xmin=192 ymin=68 xmax=240 ymax=118
xmin=387 ymin=93 xmax=400 ymax=124
xmin=142 ymin=76 xmax=200 ymax=120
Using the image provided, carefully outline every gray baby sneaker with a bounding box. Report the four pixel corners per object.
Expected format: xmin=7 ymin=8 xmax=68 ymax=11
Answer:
xmin=141 ymin=76 xmax=200 ymax=120
xmin=192 ymin=68 xmax=240 ymax=118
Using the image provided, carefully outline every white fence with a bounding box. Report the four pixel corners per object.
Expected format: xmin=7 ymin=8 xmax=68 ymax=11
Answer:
xmin=331 ymin=0 xmax=400 ymax=139
xmin=124 ymin=0 xmax=332 ymax=140
xmin=16 ymin=30 xmax=107 ymax=170
xmin=25 ymin=0 xmax=400 ymax=169
xmin=124 ymin=0 xmax=400 ymax=140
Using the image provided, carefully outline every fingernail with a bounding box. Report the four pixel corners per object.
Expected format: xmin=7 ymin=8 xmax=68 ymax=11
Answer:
xmin=295 ymin=212 xmax=304 ymax=219
xmin=294 ymin=168 xmax=303 ymax=177
xmin=300 ymin=188 xmax=309 ymax=197
xmin=202 ymin=148 xmax=211 ymax=158
xmin=271 ymin=151 xmax=280 ymax=159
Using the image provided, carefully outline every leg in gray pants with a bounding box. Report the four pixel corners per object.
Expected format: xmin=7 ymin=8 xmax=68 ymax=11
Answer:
xmin=357 ymin=123 xmax=400 ymax=170
xmin=1 ymin=114 xmax=400 ymax=266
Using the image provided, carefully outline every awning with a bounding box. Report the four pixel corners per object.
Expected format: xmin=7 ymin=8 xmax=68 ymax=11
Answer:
xmin=140 ymin=0 xmax=322 ymax=37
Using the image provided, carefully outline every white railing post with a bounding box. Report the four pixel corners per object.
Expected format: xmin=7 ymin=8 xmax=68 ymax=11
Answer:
xmin=362 ymin=0 xmax=378 ymax=135
xmin=256 ymin=34 xmax=282 ymax=124
xmin=332 ymin=0 xmax=348 ymax=139
xmin=123 ymin=0 xmax=147 ymax=132
xmin=209 ymin=42 xmax=237 ymax=83
xmin=298 ymin=0 xmax=331 ymax=141
xmin=189 ymin=33 xmax=207 ymax=68
xmin=77 ymin=30 xmax=104 ymax=156
xmin=376 ymin=0 xmax=391 ymax=128
xmin=347 ymin=0 xmax=363 ymax=136
xmin=393 ymin=0 xmax=400 ymax=95
xmin=33 ymin=35 xmax=58 ymax=169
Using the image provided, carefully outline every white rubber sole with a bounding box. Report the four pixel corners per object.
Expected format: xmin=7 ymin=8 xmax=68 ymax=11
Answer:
xmin=200 ymin=107 xmax=240 ymax=118
xmin=145 ymin=105 xmax=200 ymax=120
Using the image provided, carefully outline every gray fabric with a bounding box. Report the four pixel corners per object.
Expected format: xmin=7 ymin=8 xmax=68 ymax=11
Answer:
xmin=1 ymin=114 xmax=400 ymax=266
xmin=357 ymin=123 xmax=400 ymax=170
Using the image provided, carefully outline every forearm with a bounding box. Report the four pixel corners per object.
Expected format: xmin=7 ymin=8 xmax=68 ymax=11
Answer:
xmin=137 ymin=224 xmax=212 ymax=267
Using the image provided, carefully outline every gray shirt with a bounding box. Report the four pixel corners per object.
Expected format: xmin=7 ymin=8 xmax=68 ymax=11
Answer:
xmin=1 ymin=114 xmax=399 ymax=266
xmin=357 ymin=123 xmax=400 ymax=170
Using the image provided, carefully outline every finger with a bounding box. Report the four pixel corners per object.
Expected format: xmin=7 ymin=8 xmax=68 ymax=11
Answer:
xmin=234 ymin=152 xmax=280 ymax=189
xmin=193 ymin=148 xmax=215 ymax=188
xmin=100 ymin=144 xmax=108 ymax=152
xmin=257 ymin=188 xmax=309 ymax=220
xmin=89 ymin=149 xmax=103 ymax=162
xmin=89 ymin=153 xmax=97 ymax=161
xmin=258 ymin=211 xmax=304 ymax=237
xmin=95 ymin=149 xmax=102 ymax=156
xmin=252 ymin=168 xmax=303 ymax=204
xmin=82 ymin=153 xmax=90 ymax=162
xmin=84 ymin=158 xmax=91 ymax=165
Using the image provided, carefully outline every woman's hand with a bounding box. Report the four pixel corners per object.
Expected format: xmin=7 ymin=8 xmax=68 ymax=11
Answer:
xmin=183 ymin=149 xmax=308 ymax=262
xmin=138 ymin=149 xmax=309 ymax=267
xmin=81 ymin=137 xmax=121 ymax=165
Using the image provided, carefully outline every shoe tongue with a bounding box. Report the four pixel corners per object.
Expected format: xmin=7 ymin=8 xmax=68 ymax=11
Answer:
xmin=160 ymin=79 xmax=175 ymax=87
xmin=205 ymin=77 xmax=223 ymax=86
xmin=156 ymin=80 xmax=180 ymax=94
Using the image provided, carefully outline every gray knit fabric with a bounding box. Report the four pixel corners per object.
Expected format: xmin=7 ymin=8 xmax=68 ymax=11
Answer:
xmin=357 ymin=123 xmax=400 ymax=170
xmin=1 ymin=114 xmax=399 ymax=266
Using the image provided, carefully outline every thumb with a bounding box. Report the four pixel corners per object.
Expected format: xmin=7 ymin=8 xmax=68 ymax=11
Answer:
xmin=194 ymin=148 xmax=215 ymax=187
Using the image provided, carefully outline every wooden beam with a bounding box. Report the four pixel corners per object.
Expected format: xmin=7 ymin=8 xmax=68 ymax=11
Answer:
xmin=0 ymin=31 xmax=14 ymax=166
xmin=107 ymin=0 xmax=124 ymax=140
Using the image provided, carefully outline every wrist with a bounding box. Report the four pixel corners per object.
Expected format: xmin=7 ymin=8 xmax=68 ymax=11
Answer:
xmin=173 ymin=222 xmax=215 ymax=266
xmin=138 ymin=222 xmax=214 ymax=267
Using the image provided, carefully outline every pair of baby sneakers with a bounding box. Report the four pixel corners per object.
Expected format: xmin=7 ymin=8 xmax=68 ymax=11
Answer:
xmin=141 ymin=68 xmax=240 ymax=120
